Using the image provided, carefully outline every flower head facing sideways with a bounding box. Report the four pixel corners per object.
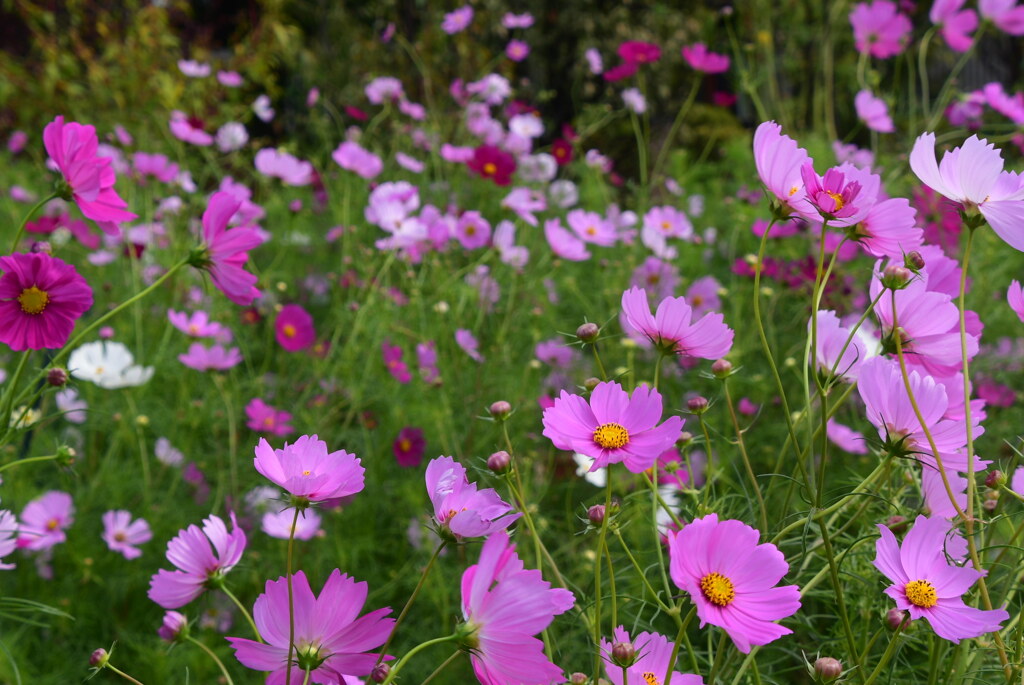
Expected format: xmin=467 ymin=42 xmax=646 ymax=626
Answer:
xmin=425 ymin=456 xmax=521 ymax=540
xmin=621 ymin=286 xmax=734 ymax=359
xmin=148 ymin=512 xmax=246 ymax=608
xmin=191 ymin=191 xmax=266 ymax=306
xmin=459 ymin=530 xmax=574 ymax=685
xmin=227 ymin=569 xmax=394 ymax=682
xmin=0 ymin=252 xmax=93 ymax=351
xmin=874 ymin=515 xmax=1009 ymax=642
xmin=542 ymin=380 xmax=683 ymax=473
xmin=254 ymin=435 xmax=364 ymax=504
xmin=668 ymin=514 xmax=801 ymax=653
xmin=752 ymin=121 xmax=812 ymax=217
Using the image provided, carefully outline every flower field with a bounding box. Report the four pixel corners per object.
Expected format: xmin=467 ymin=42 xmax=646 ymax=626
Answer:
xmin=3 ymin=2 xmax=1024 ymax=683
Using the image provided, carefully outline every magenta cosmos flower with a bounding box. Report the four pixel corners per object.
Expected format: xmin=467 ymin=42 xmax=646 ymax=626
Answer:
xmin=246 ymin=398 xmax=294 ymax=436
xmin=393 ymin=427 xmax=426 ymax=467
xmin=459 ymin=530 xmax=574 ymax=685
xmin=600 ymin=626 xmax=705 ymax=685
xmin=442 ymin=5 xmax=474 ymax=33
xmin=910 ymin=133 xmax=1024 ymax=251
xmin=191 ymin=191 xmax=266 ymax=306
xmin=682 ymin=43 xmax=729 ymax=73
xmin=17 ymin=491 xmax=74 ymax=552
xmin=0 ymin=252 xmax=93 ymax=351
xmin=467 ymin=145 xmax=516 ymax=186
xmin=799 ymin=162 xmax=864 ymax=221
xmin=850 ymin=1 xmax=912 ymax=58
xmin=425 ymin=456 xmax=520 ymax=539
xmin=618 ymin=40 xmax=661 ymax=64
xmin=227 ymin=569 xmax=394 ymax=682
xmin=621 ymin=286 xmax=734 ymax=359
xmin=332 ymin=141 xmax=383 ymax=180
xmin=275 ymin=304 xmax=316 ymax=352
xmin=542 ymin=380 xmax=683 ymax=473
xmin=382 ymin=340 xmax=412 ymax=383
xmin=874 ymin=515 xmax=1009 ymax=642
xmin=668 ymin=514 xmax=801 ymax=653
xmin=980 ymin=0 xmax=1024 ymax=35
xmin=148 ymin=512 xmax=246 ymax=609
xmin=101 ymin=510 xmax=152 ymax=560
xmin=254 ymin=435 xmax=364 ymax=504
xmin=43 ymin=116 xmax=136 ymax=231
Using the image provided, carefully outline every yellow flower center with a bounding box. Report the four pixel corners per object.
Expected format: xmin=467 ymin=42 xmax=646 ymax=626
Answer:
xmin=825 ymin=191 xmax=845 ymax=210
xmin=593 ymin=422 xmax=629 ymax=449
xmin=114 ymin=531 xmax=127 ymax=542
xmin=302 ymin=469 xmax=311 ymax=476
xmin=483 ymin=162 xmax=497 ymax=175
xmin=700 ymin=572 xmax=736 ymax=606
xmin=465 ymin=225 xmax=476 ymax=235
xmin=399 ymin=439 xmax=411 ymax=452
xmin=263 ymin=416 xmax=275 ymax=427
xmin=586 ymin=226 xmax=597 ymax=236
xmin=660 ymin=221 xmax=671 ymax=231
xmin=905 ymin=579 xmax=937 ymax=608
xmin=788 ymin=185 xmax=799 ymax=197
xmin=46 ymin=518 xmax=59 ymax=531
xmin=17 ymin=286 xmax=49 ymax=315
xmin=642 ymin=673 xmax=662 ymax=685
xmin=283 ymin=324 xmax=297 ymax=338
xmin=188 ymin=324 xmax=199 ymax=334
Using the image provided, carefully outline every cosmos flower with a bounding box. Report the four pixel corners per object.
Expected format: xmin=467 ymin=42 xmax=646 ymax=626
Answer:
xmin=442 ymin=5 xmax=474 ymax=34
xmin=148 ymin=513 xmax=247 ymax=609
xmin=425 ymin=456 xmax=520 ymax=539
xmin=192 ymin=191 xmax=266 ymax=306
xmin=16 ymin=491 xmax=74 ymax=552
xmin=101 ymin=510 xmax=152 ymax=560
xmin=621 ymin=286 xmax=734 ymax=359
xmin=0 ymin=252 xmax=93 ymax=351
xmin=930 ymin=0 xmax=978 ymax=51
xmin=681 ymin=43 xmax=730 ymax=73
xmin=254 ymin=434 xmax=364 ymax=503
xmin=467 ymin=145 xmax=516 ymax=186
xmin=752 ymin=121 xmax=813 ymax=216
xmin=850 ymin=1 xmax=912 ymax=58
xmin=455 ymin=329 xmax=484 ymax=362
xmin=254 ymin=148 xmax=313 ymax=186
xmin=332 ymin=141 xmax=383 ymax=180
xmin=275 ymin=304 xmax=316 ymax=352
xmin=600 ymin=627 xmax=705 ymax=685
xmin=393 ymin=427 xmax=426 ymax=468
xmin=245 ymin=398 xmax=294 ymax=437
xmin=69 ymin=341 xmax=154 ymax=388
xmin=855 ymin=90 xmax=895 ymax=133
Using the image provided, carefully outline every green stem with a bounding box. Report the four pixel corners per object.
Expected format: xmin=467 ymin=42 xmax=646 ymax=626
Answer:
xmin=104 ymin=664 xmax=145 ymax=685
xmin=376 ymin=541 xmax=447 ymax=666
xmin=817 ymin=518 xmax=864 ymax=683
xmin=9 ymin=193 xmax=58 ymax=253
xmin=0 ymin=453 xmax=59 ymax=474
xmin=650 ymin=77 xmax=702 ymax=181
xmin=862 ymin=617 xmax=907 ymax=685
xmin=301 ymin=666 xmax=312 ymax=685
xmin=591 ymin=342 xmax=608 ymax=381
xmin=221 ymin=586 xmax=263 ymax=644
xmin=663 ymin=618 xmax=692 ymax=685
xmin=379 ymin=635 xmax=458 ymax=685
xmin=593 ymin=467 xmax=614 ymax=682
xmin=285 ymin=506 xmax=301 ymax=685
xmin=185 ymin=636 xmax=235 ymax=685
xmin=706 ymin=631 xmax=731 ymax=685
xmin=421 ymin=651 xmax=460 ymax=685
xmin=0 ymin=351 xmax=32 ymax=445
xmin=723 ymin=380 xmax=767 ymax=532
xmin=212 ymin=374 xmax=239 ymax=497
xmin=612 ymin=528 xmax=675 ymax=615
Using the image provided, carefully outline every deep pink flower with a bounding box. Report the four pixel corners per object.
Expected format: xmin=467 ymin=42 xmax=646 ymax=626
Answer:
xmin=542 ymin=380 xmax=683 ymax=473
xmin=930 ymin=0 xmax=978 ymax=51
xmin=227 ymin=569 xmax=394 ymax=682
xmin=618 ymin=41 xmax=661 ymax=64
xmin=980 ymin=0 xmax=1024 ymax=35
xmin=17 ymin=491 xmax=73 ymax=551
xmin=0 ymin=252 xmax=93 ymax=351
xmin=621 ymin=286 xmax=734 ymax=359
xmin=426 ymin=456 xmax=521 ymax=539
xmin=246 ymin=398 xmax=294 ymax=436
xmin=855 ymin=90 xmax=895 ymax=133
xmin=195 ymin=191 xmax=266 ymax=306
xmin=668 ymin=514 xmax=801 ymax=653
xmin=43 ymin=116 xmax=137 ymax=231
xmin=459 ymin=530 xmax=574 ymax=684
xmin=148 ymin=513 xmax=246 ymax=609
xmin=455 ymin=328 xmax=484 ymax=362
xmin=850 ymin=1 xmax=913 ymax=58
xmin=393 ymin=427 xmax=426 ymax=467
xmin=382 ymin=340 xmax=412 ymax=383
xmin=752 ymin=121 xmax=813 ymax=216
xmin=416 ymin=341 xmax=440 ymax=384
xmin=101 ymin=510 xmax=152 ymax=560
xmin=275 ymin=304 xmax=316 ymax=352
xmin=544 ymin=218 xmax=591 ymax=261
xmin=332 ymin=141 xmax=383 ymax=180
xmin=467 ymin=145 xmax=516 ymax=186
xmin=874 ymin=515 xmax=1009 ymax=642
xmin=603 ymin=62 xmax=638 ymax=82
xmin=600 ymin=627 xmax=705 ymax=685
xmin=681 ymin=43 xmax=729 ymax=73
xmin=178 ymin=342 xmax=243 ymax=371
xmin=254 ymin=434 xmax=364 ymax=503
xmin=800 ymin=162 xmax=863 ymax=220
xmin=910 ymin=133 xmax=1024 ymax=251
xmin=7 ymin=130 xmax=27 ymax=154
xmin=506 ymin=39 xmax=530 ymax=61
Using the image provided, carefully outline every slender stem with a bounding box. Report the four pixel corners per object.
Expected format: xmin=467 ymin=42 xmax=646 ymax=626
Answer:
xmin=958 ymin=229 xmax=978 ymax=525
xmin=104 ymin=664 xmax=145 ymax=685
xmin=0 ymin=453 xmax=59 ymax=474
xmin=591 ymin=342 xmax=608 ymax=381
xmin=185 ymin=636 xmax=235 ymax=685
xmin=502 ymin=473 xmax=568 ymax=590
xmin=212 ymin=374 xmax=238 ymax=496
xmin=706 ymin=631 xmax=731 ymax=685
xmin=421 ymin=651 xmax=460 ymax=685
xmin=376 ymin=541 xmax=447 ymax=666
xmin=8 ymin=193 xmax=58 ymax=253
xmin=285 ymin=506 xmax=301 ymax=685
xmin=663 ymin=618 xmax=691 ymax=685
xmin=612 ymin=527 xmax=675 ymax=615
xmin=863 ymin=617 xmax=907 ymax=685
xmin=379 ymin=635 xmax=458 ymax=685
xmin=220 ymin=586 xmax=263 ymax=643
xmin=301 ymin=666 xmax=312 ymax=685
xmin=605 ymin=536 xmax=617 ymax=632
xmin=593 ymin=468 xmax=614 ymax=682
xmin=723 ymin=380 xmax=767 ymax=532
xmin=817 ymin=518 xmax=864 ymax=683
xmin=651 ymin=77 xmax=702 ymax=181
xmin=917 ymin=27 xmax=936 ymax=118
xmin=0 ymin=351 xmax=32 ymax=445
xmin=622 ymin=664 xmax=630 ymax=685
xmin=653 ymin=353 xmax=664 ymax=391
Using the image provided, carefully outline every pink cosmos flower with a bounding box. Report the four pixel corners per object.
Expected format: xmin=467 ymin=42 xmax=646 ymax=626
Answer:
xmin=393 ymin=427 xmax=426 ymax=467
xmin=0 ymin=510 xmax=15 ymax=570
xmin=254 ymin=148 xmax=313 ymax=186
xmin=218 ymin=70 xmax=244 ymax=87
xmin=43 ymin=116 xmax=137 ymax=230
xmin=668 ymin=514 xmax=801 ymax=653
xmin=168 ymin=309 xmax=227 ymax=339
xmin=827 ymin=418 xmax=869 ymax=454
xmin=134 ymin=152 xmax=179 ymax=183
xmin=382 ymin=340 xmax=412 ymax=383
xmin=426 ymin=456 xmax=521 ymax=539
xmin=686 ymin=276 xmax=722 ymax=319
xmin=621 ymin=286 xmax=734 ymax=359
xmin=850 ymin=1 xmax=912 ymax=58
xmin=910 ymin=133 xmax=1024 ymax=251
xmin=852 ymin=196 xmax=923 ymax=259
xmin=980 ymin=0 xmax=1024 ymax=35
xmin=416 ymin=341 xmax=440 ymax=384
xmin=254 ymin=434 xmax=364 ymax=503
xmin=752 ymin=121 xmax=813 ymax=216
xmin=603 ymin=62 xmax=638 ymax=82
xmin=544 ymin=218 xmax=591 ymax=261
xmin=17 ymin=491 xmax=73 ymax=551
xmin=618 ymin=41 xmax=661 ymax=64
xmin=567 ymin=209 xmax=617 ymax=246
xmin=246 ymin=398 xmax=294 ymax=436
xmin=332 ymin=141 xmax=383 ymax=180
xmin=442 ymin=5 xmax=473 ymax=33
xmin=158 ymin=611 xmax=188 ymax=642
xmin=800 ymin=162 xmax=864 ymax=221
xmin=7 ymin=130 xmax=27 ymax=154
xmin=227 ymin=570 xmax=394 ymax=682
xmin=101 ymin=510 xmax=152 ymax=560
xmin=874 ymin=515 xmax=1009 ymax=642
xmin=855 ymin=90 xmax=895 ymax=133
xmin=506 ymin=39 xmax=530 ymax=61
xmin=1008 ymin=280 xmax=1024 ymax=321
xmin=542 ymin=381 xmax=683 ymax=473
xmin=194 ymin=191 xmax=266 ymax=306
xmin=275 ymin=304 xmax=316 ymax=352
xmin=502 ymin=188 xmax=546 ymax=228
xmin=179 ymin=342 xmax=243 ymax=371
xmin=811 ymin=310 xmax=870 ymax=382
xmin=148 ymin=513 xmax=246 ymax=609
xmin=930 ymin=0 xmax=978 ymax=51
xmin=178 ymin=59 xmax=210 ymax=77
xmin=0 ymin=252 xmax=94 ymax=351
xmin=467 ymin=145 xmax=516 ymax=186
xmin=455 ymin=211 xmax=492 ymax=250
xmin=261 ymin=502 xmax=322 ymax=541
xmin=502 ymin=12 xmax=534 ymax=28
xmin=459 ymin=530 xmax=574 ymax=684
xmin=169 ymin=111 xmax=213 ymax=146
xmin=682 ymin=43 xmax=730 ymax=73
xmin=455 ymin=328 xmax=484 ymax=362
xmin=600 ymin=627 xmax=705 ymax=685
xmin=395 ymin=152 xmax=424 ymax=173
xmin=872 ymin=279 xmax=977 ymax=371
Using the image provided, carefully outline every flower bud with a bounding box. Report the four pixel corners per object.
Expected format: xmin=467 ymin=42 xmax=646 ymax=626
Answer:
xmin=677 ymin=431 xmax=694 ymax=446
xmin=985 ymin=470 xmax=1005 ymax=489
xmin=489 ymin=401 xmax=512 ymax=419
xmin=610 ymin=641 xmax=636 ymax=666
xmin=89 ymin=648 xmax=109 ymax=668
xmin=885 ymin=515 xmax=907 ymax=534
xmin=887 ymin=608 xmax=908 ymax=630
xmin=158 ymin=611 xmax=189 ymax=643
xmin=813 ymin=657 xmax=843 ymax=682
xmin=583 ymin=377 xmax=601 ymax=392
xmin=46 ymin=367 xmax=69 ymax=387
xmin=905 ymin=250 xmax=925 ymax=271
xmin=487 ymin=450 xmax=511 ymax=473
xmin=588 ymin=504 xmax=606 ymax=526
xmin=711 ymin=358 xmax=733 ymax=378
xmin=569 ymin=674 xmax=588 ymax=685
xmin=687 ymin=396 xmax=709 ymax=414
xmin=30 ymin=241 xmax=53 ymax=255
xmin=99 ymin=326 xmax=115 ymax=340
xmin=56 ymin=444 xmax=77 ymax=467
xmin=985 ymin=488 xmax=1000 ymax=501
xmin=370 ymin=663 xmax=390 ymax=683
xmin=983 ymin=499 xmax=998 ymax=512
xmin=576 ymin=322 xmax=600 ymax=343
xmin=881 ymin=264 xmax=912 ymax=290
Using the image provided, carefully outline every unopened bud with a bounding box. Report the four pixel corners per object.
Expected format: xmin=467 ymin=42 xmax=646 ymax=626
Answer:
xmin=489 ymin=401 xmax=512 ymax=419
xmin=46 ymin=367 xmax=69 ymax=387
xmin=569 ymin=674 xmax=588 ymax=685
xmin=677 ymin=431 xmax=694 ymax=446
xmin=89 ymin=648 xmax=109 ymax=668
xmin=576 ymin=322 xmax=600 ymax=343
xmin=985 ymin=488 xmax=1000 ymax=501
xmin=881 ymin=264 xmax=912 ymax=290
xmin=30 ymin=241 xmax=53 ymax=255
xmin=984 ymin=499 xmax=998 ymax=512
xmin=610 ymin=641 xmax=636 ymax=666
xmin=886 ymin=515 xmax=907 ymax=534
xmin=588 ymin=504 xmax=606 ymax=526
xmin=584 ymin=377 xmax=601 ymax=392
xmin=711 ymin=359 xmax=733 ymax=378
xmin=99 ymin=326 xmax=115 ymax=339
xmin=905 ymin=250 xmax=925 ymax=271
xmin=370 ymin=663 xmax=390 ymax=683
xmin=56 ymin=444 xmax=77 ymax=467
xmin=687 ymin=396 xmax=709 ymax=414
xmin=985 ymin=470 xmax=1005 ymax=489
xmin=887 ymin=608 xmax=908 ymax=630
xmin=487 ymin=450 xmax=511 ymax=473
xmin=814 ymin=656 xmax=843 ymax=682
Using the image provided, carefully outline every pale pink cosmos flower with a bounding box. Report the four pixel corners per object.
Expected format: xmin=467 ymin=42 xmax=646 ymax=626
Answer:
xmin=395 ymin=152 xmax=424 ymax=173
xmin=930 ymin=0 xmax=978 ymax=51
xmin=1008 ymin=280 xmax=1024 ymax=321
xmin=178 ymin=342 xmax=242 ymax=371
xmin=506 ymin=39 xmax=530 ymax=61
xmin=168 ymin=309 xmax=227 ymax=338
xmin=227 ymin=570 xmax=394 ymax=682
xmin=365 ymin=76 xmax=404 ymax=104
xmin=215 ymin=122 xmax=248 ymax=152
xmin=585 ymin=47 xmax=604 ymax=74
xmin=544 ymin=218 xmax=591 ymax=261
xmin=600 ymin=627 xmax=705 ymax=685
xmin=850 ymin=1 xmax=913 ymax=58
xmin=0 ymin=510 xmax=18 ymax=569
xmin=685 ymin=276 xmax=722 ymax=319
xmin=455 ymin=211 xmax=492 ymax=250
xmin=194 ymin=191 xmax=266 ymax=306
xmin=155 ymin=437 xmax=185 ymax=466
xmin=217 ymin=70 xmax=244 ymax=87
xmin=643 ymin=205 xmax=693 ymax=240
xmin=922 ymin=466 xmax=969 ymax=518
xmin=827 ymin=419 xmax=869 ymax=454
xmin=459 ymin=530 xmax=574 ymax=684
xmin=874 ymin=515 xmax=1009 ymax=642
xmin=502 ymin=188 xmax=546 ymax=227
xmin=811 ymin=310 xmax=870 ymax=382
xmin=333 ymin=141 xmax=383 ymax=180
xmin=455 ymin=328 xmax=484 ymax=362
xmin=752 ymin=121 xmax=813 ymax=216
xmin=55 ymin=388 xmax=87 ymax=424
xmin=17 ymin=491 xmax=73 ymax=551
xmin=567 ymin=209 xmax=616 ymax=246
xmin=101 ymin=510 xmax=152 ymax=560
xmin=254 ymin=434 xmax=364 ymax=503
xmin=493 ymin=220 xmax=530 ymax=268
xmin=980 ymin=0 xmax=1024 ymax=34
xmin=252 ymin=94 xmax=275 ymax=122
xmin=622 ymin=88 xmax=647 ymax=114
xmin=910 ymin=133 xmax=1024 ymax=251
xmin=245 ymin=398 xmax=294 ymax=436
xmin=621 ymin=286 xmax=734 ymax=359
xmin=442 ymin=5 xmax=473 ymax=34
xmin=133 ymin=152 xmax=179 ymax=183
xmin=855 ymin=90 xmax=895 ymax=133
xmin=178 ymin=59 xmax=210 ymax=77
xmin=502 ymin=12 xmax=534 ymax=28
xmin=542 ymin=380 xmax=683 ymax=473
xmin=254 ymin=148 xmax=313 ymax=186
xmin=851 ymin=196 xmax=923 ymax=259
xmin=425 ymin=456 xmax=521 ymax=539
xmin=148 ymin=512 xmax=246 ymax=609
xmin=261 ymin=502 xmax=322 ymax=541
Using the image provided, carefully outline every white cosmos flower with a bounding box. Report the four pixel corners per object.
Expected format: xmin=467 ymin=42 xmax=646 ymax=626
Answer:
xmin=572 ymin=453 xmax=606 ymax=487
xmin=68 ymin=342 xmax=154 ymax=389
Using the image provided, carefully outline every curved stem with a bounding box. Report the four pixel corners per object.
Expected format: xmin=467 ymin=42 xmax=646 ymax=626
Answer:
xmin=651 ymin=77 xmax=702 ymax=181
xmin=376 ymin=540 xmax=447 ymax=666
xmin=301 ymin=666 xmax=312 ymax=685
xmin=285 ymin=506 xmax=301 ymax=685
xmin=723 ymin=380 xmax=767 ymax=532
xmin=211 ymin=374 xmax=238 ymax=497
xmin=0 ymin=351 xmax=32 ymax=446
xmin=185 ymin=636 xmax=235 ymax=685
xmin=221 ymin=586 xmax=263 ymax=644
xmin=0 ymin=453 xmax=59 ymax=474
xmin=706 ymin=631 xmax=731 ymax=685
xmin=379 ymin=635 xmax=458 ymax=685
xmin=9 ymin=193 xmax=58 ymax=253
xmin=103 ymin=664 xmax=145 ymax=685
xmin=611 ymin=527 xmax=675 ymax=615
xmin=421 ymin=651 xmax=460 ymax=685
